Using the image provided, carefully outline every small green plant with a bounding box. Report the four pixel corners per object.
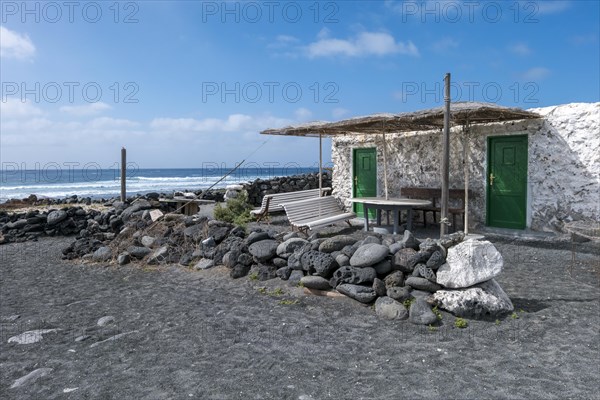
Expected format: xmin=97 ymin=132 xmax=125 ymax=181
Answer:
xmin=278 ymin=299 xmax=299 ymax=305
xmin=432 ymin=305 xmax=442 ymax=320
xmin=427 ymin=324 xmax=438 ymax=332
xmin=213 ymin=191 xmax=253 ymax=227
xmin=249 ymin=272 xmax=259 ymax=281
xmin=257 ymin=287 xmax=267 ymax=294
xmin=511 ymin=312 xmax=519 ymax=319
xmin=269 ymin=288 xmax=285 ymax=297
xmin=495 ymin=319 xmax=501 ymax=326
xmin=402 ymin=298 xmax=415 ymax=309
xmin=297 ymin=281 xmax=304 ymax=288
xmin=454 ymin=318 xmax=468 ymax=329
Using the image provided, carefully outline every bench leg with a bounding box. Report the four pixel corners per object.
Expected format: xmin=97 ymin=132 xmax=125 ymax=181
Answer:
xmin=422 ymin=210 xmax=427 ymax=228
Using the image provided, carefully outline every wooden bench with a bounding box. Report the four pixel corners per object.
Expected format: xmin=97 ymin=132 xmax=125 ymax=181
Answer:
xmin=401 ymin=187 xmax=473 ymax=231
xmin=281 ymin=196 xmax=356 ymax=233
xmin=250 ymin=188 xmax=331 ymax=222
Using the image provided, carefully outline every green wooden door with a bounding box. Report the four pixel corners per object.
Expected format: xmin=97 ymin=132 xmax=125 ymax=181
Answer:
xmin=487 ymin=135 xmax=528 ymax=229
xmin=353 ymin=148 xmax=377 ymax=218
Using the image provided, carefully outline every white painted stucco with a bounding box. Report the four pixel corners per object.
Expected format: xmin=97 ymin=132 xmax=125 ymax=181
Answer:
xmin=331 ymin=102 xmax=599 ymax=233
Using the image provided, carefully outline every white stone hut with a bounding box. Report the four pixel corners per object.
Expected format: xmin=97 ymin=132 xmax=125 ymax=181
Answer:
xmin=262 ymin=102 xmax=599 ymax=234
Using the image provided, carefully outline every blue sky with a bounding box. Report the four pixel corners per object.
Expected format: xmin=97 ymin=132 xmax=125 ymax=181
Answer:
xmin=1 ymin=0 xmax=598 ymax=169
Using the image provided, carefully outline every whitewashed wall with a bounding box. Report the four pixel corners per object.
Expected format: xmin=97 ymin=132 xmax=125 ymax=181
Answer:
xmin=331 ymin=102 xmax=599 ymax=233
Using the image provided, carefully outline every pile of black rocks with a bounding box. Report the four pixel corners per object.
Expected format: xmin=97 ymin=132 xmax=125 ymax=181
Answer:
xmin=0 ymin=190 xmax=226 ymax=245
xmin=62 ymin=207 xmax=514 ymax=323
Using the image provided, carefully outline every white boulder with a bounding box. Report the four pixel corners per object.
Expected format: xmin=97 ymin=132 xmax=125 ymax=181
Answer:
xmin=433 ymin=278 xmax=514 ymax=318
xmin=436 ymin=239 xmax=503 ymax=288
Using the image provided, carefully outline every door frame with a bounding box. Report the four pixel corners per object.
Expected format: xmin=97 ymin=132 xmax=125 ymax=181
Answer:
xmin=352 ymin=147 xmax=378 ymax=217
xmin=485 ymin=134 xmax=529 ymax=229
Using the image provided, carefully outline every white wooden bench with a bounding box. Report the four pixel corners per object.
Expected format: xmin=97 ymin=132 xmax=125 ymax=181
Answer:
xmin=281 ymin=196 xmax=356 ymax=232
xmin=250 ymin=188 xmax=331 ymax=222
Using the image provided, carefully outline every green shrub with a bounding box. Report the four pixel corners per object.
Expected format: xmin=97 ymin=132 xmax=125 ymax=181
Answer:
xmin=432 ymin=305 xmax=442 ymax=320
xmin=454 ymin=318 xmax=468 ymax=329
xmin=214 ymin=191 xmax=253 ymax=226
xmin=269 ymin=288 xmax=285 ymax=297
xmin=278 ymin=299 xmax=299 ymax=305
xmin=402 ymin=298 xmax=415 ymax=309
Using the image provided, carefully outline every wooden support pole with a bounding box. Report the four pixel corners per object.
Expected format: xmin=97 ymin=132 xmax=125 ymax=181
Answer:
xmin=440 ymin=73 xmax=451 ymax=237
xmin=120 ymin=147 xmax=126 ymax=202
xmin=319 ymin=132 xmax=323 ymax=196
xmin=382 ymin=132 xmax=389 ymax=200
xmin=464 ymin=123 xmax=470 ymax=235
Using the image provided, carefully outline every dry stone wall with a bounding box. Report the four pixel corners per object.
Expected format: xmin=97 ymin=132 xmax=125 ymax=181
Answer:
xmin=243 ymin=172 xmax=332 ymax=206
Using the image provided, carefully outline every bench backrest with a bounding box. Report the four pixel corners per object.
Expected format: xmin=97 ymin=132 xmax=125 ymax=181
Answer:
xmin=282 ymin=195 xmax=344 ymax=224
xmin=262 ymin=188 xmax=331 ymax=211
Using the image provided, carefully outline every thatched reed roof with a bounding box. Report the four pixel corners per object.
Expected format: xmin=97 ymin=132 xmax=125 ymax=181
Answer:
xmin=260 ymin=102 xmax=541 ymax=137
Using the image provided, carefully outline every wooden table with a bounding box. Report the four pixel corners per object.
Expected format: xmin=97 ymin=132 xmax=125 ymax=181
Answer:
xmin=350 ymin=197 xmax=432 ymax=234
xmin=158 ymin=197 xmax=215 ymax=216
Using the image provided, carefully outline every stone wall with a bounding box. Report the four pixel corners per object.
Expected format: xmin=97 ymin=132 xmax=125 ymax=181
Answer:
xmin=243 ymin=172 xmax=332 ymax=206
xmin=332 ymin=102 xmax=599 ymax=233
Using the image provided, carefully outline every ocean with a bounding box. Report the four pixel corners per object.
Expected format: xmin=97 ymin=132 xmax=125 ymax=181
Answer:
xmin=0 ymin=166 xmax=320 ymax=202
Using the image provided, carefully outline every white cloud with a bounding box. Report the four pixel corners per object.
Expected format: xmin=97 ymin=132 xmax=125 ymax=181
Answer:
xmin=0 ymin=26 xmax=36 ymax=60
xmin=509 ymin=43 xmax=531 ymax=56
xmin=275 ymin=35 xmax=299 ymax=44
xmin=150 ymin=114 xmax=292 ymax=134
xmin=268 ymin=34 xmax=300 ymax=50
xmin=332 ymin=108 xmax=349 ymax=119
xmin=59 ymin=102 xmax=112 ymax=117
xmin=294 ymin=108 xmax=312 ymax=121
xmin=306 ymin=31 xmax=419 ymax=58
xmin=0 ymin=98 xmax=44 ymax=118
xmin=569 ymin=33 xmax=598 ymax=45
xmin=1 ymin=114 xmax=141 ymax=141
xmin=1 ymin=117 xmax=54 ymax=132
xmin=535 ymin=0 xmax=571 ymax=14
xmin=432 ymin=37 xmax=459 ymax=53
xmin=1 ymin=110 xmax=321 ymax=166
xmin=316 ymin=28 xmax=330 ymax=40
xmin=87 ymin=117 xmax=140 ymax=129
xmin=520 ymin=67 xmax=551 ymax=80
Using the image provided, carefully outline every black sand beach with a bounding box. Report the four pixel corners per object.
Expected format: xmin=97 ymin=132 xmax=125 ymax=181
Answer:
xmin=1 ymin=236 xmax=599 ymax=399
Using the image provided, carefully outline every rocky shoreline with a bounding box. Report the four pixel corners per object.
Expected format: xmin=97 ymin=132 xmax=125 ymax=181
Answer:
xmin=0 ymin=172 xmax=331 ymax=245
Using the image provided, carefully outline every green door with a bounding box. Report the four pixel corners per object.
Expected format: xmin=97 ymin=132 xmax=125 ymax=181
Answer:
xmin=487 ymin=135 xmax=528 ymax=229
xmin=353 ymin=148 xmax=377 ymax=218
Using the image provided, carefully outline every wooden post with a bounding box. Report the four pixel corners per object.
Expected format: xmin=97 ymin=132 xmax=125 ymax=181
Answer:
xmin=463 ymin=122 xmax=470 ymax=235
xmin=120 ymin=147 xmax=126 ymax=202
xmin=440 ymin=73 xmax=451 ymax=237
xmin=318 ymin=132 xmax=323 ymax=196
xmin=382 ymin=132 xmax=389 ymax=200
